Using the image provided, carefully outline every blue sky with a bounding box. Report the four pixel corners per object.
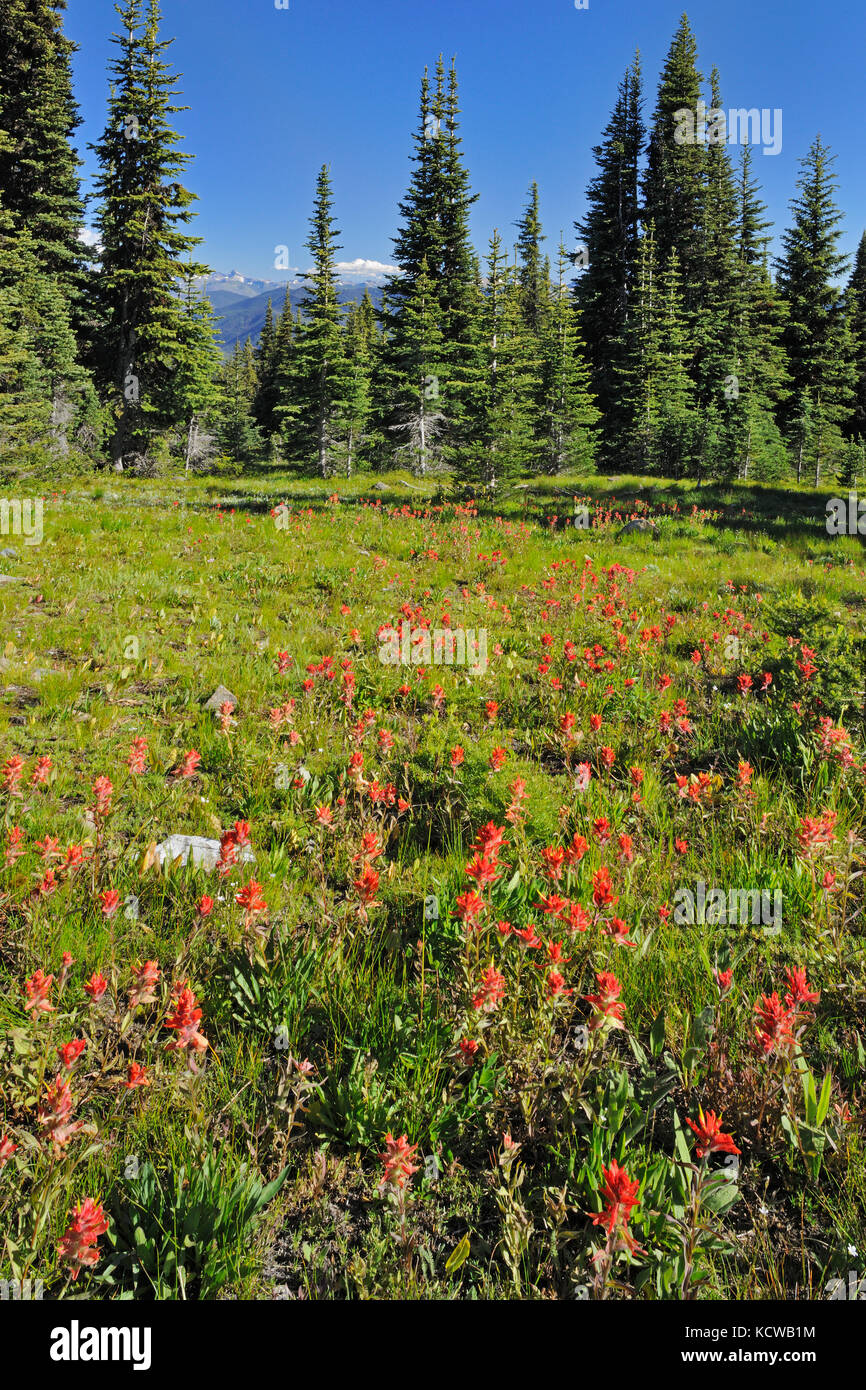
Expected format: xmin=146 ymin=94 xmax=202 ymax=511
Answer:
xmin=66 ymin=0 xmax=866 ymax=283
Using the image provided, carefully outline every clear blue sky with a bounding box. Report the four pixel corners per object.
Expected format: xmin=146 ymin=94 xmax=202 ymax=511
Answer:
xmin=65 ymin=0 xmax=866 ymax=282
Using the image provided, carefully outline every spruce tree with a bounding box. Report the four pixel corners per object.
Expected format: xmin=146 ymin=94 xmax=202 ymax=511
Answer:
xmin=338 ymin=290 xmax=377 ymax=476
xmin=620 ymin=227 xmax=694 ymax=476
xmin=514 ymin=182 xmax=549 ymax=337
xmin=380 ymin=57 xmax=478 ymax=468
xmin=171 ymin=266 xmax=223 ymax=468
xmin=285 ymin=164 xmax=350 ymax=476
xmin=215 ymin=338 xmax=261 ymax=463
xmin=252 ymin=295 xmax=280 ymax=445
xmin=845 ymin=231 xmax=866 ymax=445
xmin=382 ymin=256 xmax=448 ymax=476
xmin=721 ymin=149 xmax=790 ymax=481
xmin=539 ymin=241 xmax=600 ymax=475
xmin=641 ymin=15 xmax=706 ymax=313
xmin=573 ymin=53 xmax=643 ymax=450
xmin=87 ymin=0 xmax=209 ymax=470
xmin=776 ymin=136 xmax=855 ymax=484
xmin=467 ymin=230 xmax=536 ymax=491
xmin=0 ymin=0 xmax=85 ymax=312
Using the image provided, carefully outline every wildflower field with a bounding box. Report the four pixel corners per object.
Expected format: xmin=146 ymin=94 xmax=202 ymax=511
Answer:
xmin=1 ymin=471 xmax=864 ymax=1301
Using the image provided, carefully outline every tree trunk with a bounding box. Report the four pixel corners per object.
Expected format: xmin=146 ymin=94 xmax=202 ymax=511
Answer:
xmin=185 ymin=415 xmax=198 ymax=472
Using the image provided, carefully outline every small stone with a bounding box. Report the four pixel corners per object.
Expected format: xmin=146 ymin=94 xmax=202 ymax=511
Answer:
xmin=204 ymin=684 xmax=237 ymax=711
xmin=154 ymin=833 xmax=255 ymax=872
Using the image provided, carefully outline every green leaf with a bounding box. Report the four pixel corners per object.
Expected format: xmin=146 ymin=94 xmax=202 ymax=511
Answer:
xmin=816 ymin=1070 xmax=833 ymax=1127
xmin=445 ymin=1233 xmax=471 ymax=1274
xmin=649 ymin=1007 xmax=666 ymax=1058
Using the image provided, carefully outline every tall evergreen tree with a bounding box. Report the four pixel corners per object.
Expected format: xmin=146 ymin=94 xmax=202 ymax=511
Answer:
xmin=382 ymin=256 xmax=449 ymax=476
xmin=573 ymin=53 xmax=643 ymax=449
xmin=380 ymin=57 xmax=478 ymax=468
xmin=845 ymin=230 xmax=866 ymax=445
xmin=467 ymin=230 xmax=538 ymax=490
xmin=621 ymin=227 xmax=695 ymax=475
xmin=285 ymin=164 xmax=351 ymax=475
xmin=0 ymin=0 xmax=85 ymax=310
xmin=538 ymin=241 xmax=599 ymax=474
xmin=87 ymin=0 xmax=209 ymax=469
xmin=252 ymin=295 xmax=281 ymax=445
xmin=337 ymin=290 xmax=377 ymax=476
xmin=514 ymin=182 xmax=549 ymax=337
xmin=215 ymin=337 xmax=260 ymax=463
xmin=0 ymin=198 xmax=90 ymax=455
xmin=171 ymin=265 xmax=223 ymax=468
xmin=641 ymin=15 xmax=706 ymax=312
xmin=776 ymin=136 xmax=855 ymax=484
xmin=720 ymin=148 xmax=790 ymax=481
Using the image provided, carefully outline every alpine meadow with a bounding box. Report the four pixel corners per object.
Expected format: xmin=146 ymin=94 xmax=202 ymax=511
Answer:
xmin=2 ymin=0 xmax=866 ymax=1331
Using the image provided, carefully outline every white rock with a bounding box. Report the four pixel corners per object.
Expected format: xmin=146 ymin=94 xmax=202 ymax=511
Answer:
xmin=204 ymin=684 xmax=238 ymax=710
xmin=154 ymin=833 xmax=255 ymax=872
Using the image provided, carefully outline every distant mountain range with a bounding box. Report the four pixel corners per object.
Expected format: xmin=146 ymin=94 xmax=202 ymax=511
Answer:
xmin=198 ymin=267 xmax=390 ymax=355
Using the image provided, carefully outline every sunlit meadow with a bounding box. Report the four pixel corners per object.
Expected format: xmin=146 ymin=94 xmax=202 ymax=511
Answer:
xmin=1 ymin=470 xmax=864 ymax=1300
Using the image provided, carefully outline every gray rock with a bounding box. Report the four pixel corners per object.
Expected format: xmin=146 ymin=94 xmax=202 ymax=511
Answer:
xmin=371 ymin=482 xmax=387 ymax=491
xmin=204 ymin=684 xmax=237 ymax=711
xmin=154 ymin=833 xmax=255 ymax=872
xmin=0 ymin=548 xmax=16 ymax=558
xmin=0 ymin=574 xmax=21 ymax=584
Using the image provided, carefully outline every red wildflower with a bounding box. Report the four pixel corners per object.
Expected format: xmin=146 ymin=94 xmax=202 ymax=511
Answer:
xmin=584 ymin=970 xmax=625 ymax=1031
xmin=686 ymin=1109 xmax=741 ymax=1160
xmin=24 ymin=968 xmax=55 ymax=1014
xmin=58 ymin=1039 xmax=86 ymax=1070
xmin=128 ymin=960 xmax=161 ymax=1009
xmin=128 ymin=738 xmax=148 ymax=774
xmin=472 ymin=966 xmax=506 ymax=1011
xmin=58 ymin=1198 xmax=109 ymax=1282
xmin=164 ymin=984 xmax=209 ymax=1068
xmin=378 ymin=1133 xmax=420 ymax=1190
xmin=92 ymin=776 xmax=113 ymax=815
xmin=352 ymin=863 xmax=380 ymax=907
xmin=590 ymin=1159 xmax=641 ymax=1247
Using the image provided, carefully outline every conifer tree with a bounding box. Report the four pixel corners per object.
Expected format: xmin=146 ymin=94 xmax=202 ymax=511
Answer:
xmin=538 ymin=242 xmax=599 ymax=474
xmin=87 ymin=0 xmax=210 ymax=470
xmin=383 ymin=256 xmax=448 ymax=476
xmin=215 ymin=338 xmax=261 ymax=463
xmin=845 ymin=231 xmax=866 ymax=445
xmin=284 ymin=164 xmax=350 ymax=475
xmin=621 ymin=228 xmax=694 ymax=475
xmin=337 ymin=290 xmax=377 ymax=476
xmin=0 ymin=0 xmax=86 ymax=312
xmin=514 ymin=182 xmax=549 ymax=337
xmin=573 ymin=54 xmax=643 ymax=449
xmin=252 ymin=295 xmax=281 ymax=445
xmin=380 ymin=58 xmax=478 ymax=467
xmin=720 ymin=149 xmax=790 ymax=481
xmin=171 ymin=266 xmax=223 ymax=468
xmin=641 ymin=15 xmax=706 ymax=312
xmin=467 ymin=231 xmax=536 ymax=491
xmin=776 ymin=136 xmax=855 ymax=484
xmin=0 ymin=199 xmax=91 ymax=454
